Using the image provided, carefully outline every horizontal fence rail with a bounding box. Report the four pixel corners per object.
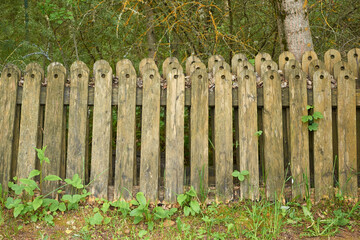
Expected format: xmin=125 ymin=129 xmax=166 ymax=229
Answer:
xmin=0 ymin=48 xmax=359 ymax=203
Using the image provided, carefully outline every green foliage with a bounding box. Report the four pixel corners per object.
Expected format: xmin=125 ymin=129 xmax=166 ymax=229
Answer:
xmin=301 ymin=105 xmax=324 ymax=131
xmin=177 ymin=186 xmax=201 ymax=216
xmin=232 ymin=170 xmax=249 ymax=182
xmin=4 ymin=146 xmax=90 ymax=225
xmin=255 ymin=130 xmax=263 ymax=136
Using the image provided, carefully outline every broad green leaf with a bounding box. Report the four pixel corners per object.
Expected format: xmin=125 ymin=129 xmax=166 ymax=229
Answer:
xmin=184 ymin=206 xmax=191 ymax=216
xmin=58 ymin=202 xmax=66 ymax=212
xmin=238 ymin=174 xmax=245 ymax=181
xmin=308 ymin=123 xmax=318 ymax=131
xmin=44 ymin=175 xmax=62 ymax=181
xmin=14 ymin=204 xmax=24 ymax=217
xmin=177 ymin=194 xmax=187 ymax=206
xmin=101 ymin=202 xmax=110 ymax=213
xmin=187 ymin=187 xmax=197 ymax=197
xmin=32 ymin=197 xmax=43 ymax=211
xmin=147 ymin=221 xmax=154 ymax=231
xmin=89 ymin=212 xmax=103 ymax=226
xmin=28 ymin=170 xmax=41 ymax=179
xmin=302 ymin=206 xmax=312 ymax=218
xmin=306 ymin=105 xmax=313 ymax=110
xmin=301 ymin=115 xmax=311 ymax=123
xmin=133 ymin=215 xmax=143 ymax=224
xmin=31 ymin=214 xmax=38 ymax=222
xmin=138 ymin=230 xmax=147 ymax=238
xmin=130 ymin=208 xmax=143 ymax=217
xmin=104 ymin=217 xmax=111 ymax=224
xmin=136 ymin=192 xmax=147 ymax=206
xmin=189 ymin=200 xmax=200 ymax=214
xmin=241 ymin=170 xmax=250 ymax=176
xmin=232 ymin=170 xmax=240 ymax=177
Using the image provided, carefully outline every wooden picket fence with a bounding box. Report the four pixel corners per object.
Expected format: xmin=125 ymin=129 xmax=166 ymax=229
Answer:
xmin=0 ymin=49 xmax=359 ymax=203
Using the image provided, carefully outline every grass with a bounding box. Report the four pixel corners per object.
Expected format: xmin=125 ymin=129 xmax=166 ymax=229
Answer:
xmin=0 ymin=190 xmax=359 ymax=240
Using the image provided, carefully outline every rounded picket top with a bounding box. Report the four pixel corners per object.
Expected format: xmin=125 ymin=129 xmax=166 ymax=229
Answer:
xmin=261 ymin=60 xmax=278 ymax=77
xmin=324 ymin=49 xmax=341 ymax=75
xmin=163 ymin=61 xmax=183 ymax=79
xmin=116 ymin=59 xmax=134 ymax=72
xmin=208 ymin=55 xmax=225 ymax=71
xmin=279 ymin=51 xmax=295 ymax=72
xmin=284 ymin=59 xmax=301 ymax=80
xmin=47 ymin=62 xmax=67 ymax=84
xmin=255 ymin=52 xmax=271 ymax=76
xmin=139 ymin=58 xmax=158 ymax=76
xmin=308 ymin=59 xmax=325 ymax=80
xmin=70 ymin=61 xmax=89 ymax=82
xmin=313 ymin=69 xmax=330 ymax=83
xmin=168 ymin=67 xmax=185 ymax=81
xmin=262 ymin=69 xmax=280 ymax=83
xmin=25 ymin=62 xmax=44 ymax=83
xmin=1 ymin=64 xmax=21 ymax=86
xmin=186 ymin=56 xmax=201 ymax=75
xmin=190 ymin=67 xmax=207 ymax=84
xmin=70 ymin=61 xmax=89 ymax=73
xmin=347 ymin=48 xmax=360 ymax=83
xmin=116 ymin=59 xmax=136 ymax=79
xmin=301 ymin=51 xmax=318 ymax=74
xmin=238 ymin=69 xmax=256 ymax=82
xmin=334 ymin=61 xmax=351 ymax=80
xmin=237 ymin=60 xmax=255 ymax=74
xmin=212 ymin=61 xmax=230 ymax=75
xmin=288 ymin=67 xmax=307 ymax=83
xmin=214 ymin=68 xmax=232 ymax=82
xmin=93 ymin=60 xmax=112 ymax=85
xmin=231 ymin=53 xmax=248 ymax=74
xmin=189 ymin=61 xmax=206 ymax=75
xmin=163 ymin=57 xmax=180 ymax=75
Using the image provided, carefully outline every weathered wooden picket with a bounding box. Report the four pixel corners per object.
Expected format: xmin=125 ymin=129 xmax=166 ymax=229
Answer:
xmin=0 ymin=49 xmax=359 ymax=203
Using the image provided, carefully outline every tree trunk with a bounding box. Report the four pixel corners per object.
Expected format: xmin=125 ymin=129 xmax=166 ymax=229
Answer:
xmin=144 ymin=3 xmax=156 ymax=59
xmin=281 ymin=0 xmax=314 ymax=62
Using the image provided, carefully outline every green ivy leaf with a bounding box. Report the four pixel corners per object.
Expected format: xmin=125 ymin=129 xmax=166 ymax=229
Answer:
xmin=14 ymin=204 xmax=24 ymax=217
xmin=184 ymin=206 xmax=191 ymax=216
xmin=313 ymin=111 xmax=324 ymax=120
xmin=306 ymin=105 xmax=313 ymax=110
xmin=58 ymin=202 xmax=66 ymax=212
xmin=101 ymin=202 xmax=110 ymax=213
xmin=241 ymin=170 xmax=250 ymax=176
xmin=135 ymin=192 xmax=147 ymax=207
xmin=308 ymin=123 xmax=318 ymax=131
xmin=138 ymin=230 xmax=147 ymax=238
xmin=31 ymin=214 xmax=38 ymax=222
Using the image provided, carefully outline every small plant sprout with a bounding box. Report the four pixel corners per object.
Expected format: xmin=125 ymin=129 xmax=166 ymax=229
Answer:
xmin=232 ymin=170 xmax=249 ymax=182
xmin=301 ymin=105 xmax=324 ymax=131
xmin=255 ymin=130 xmax=263 ymax=136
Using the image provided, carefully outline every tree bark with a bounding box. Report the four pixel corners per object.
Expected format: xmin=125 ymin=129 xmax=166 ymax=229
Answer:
xmin=280 ymin=0 xmax=314 ymax=62
xmin=144 ymin=3 xmax=156 ymax=59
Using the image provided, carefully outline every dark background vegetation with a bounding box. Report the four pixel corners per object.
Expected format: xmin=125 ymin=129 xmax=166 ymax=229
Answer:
xmin=0 ymin=0 xmax=359 ymax=72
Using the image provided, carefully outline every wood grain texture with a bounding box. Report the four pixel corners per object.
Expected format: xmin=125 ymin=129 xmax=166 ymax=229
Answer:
xmin=308 ymin=60 xmax=325 ymax=80
xmin=208 ymin=55 xmax=224 ymax=71
xmin=186 ymin=56 xmax=201 ymax=76
xmin=313 ymin=70 xmax=333 ymax=201
xmin=337 ymin=70 xmax=357 ymax=199
xmin=190 ymin=69 xmax=208 ymax=195
xmin=214 ymin=69 xmax=233 ymax=201
xmin=231 ymin=53 xmax=248 ymax=75
xmin=66 ymin=61 xmax=89 ymax=193
xmin=324 ymin=49 xmax=341 ymax=75
xmin=90 ymin=60 xmax=112 ymax=199
xmin=17 ymin=63 xmax=43 ymax=179
xmin=289 ymin=69 xmax=310 ymax=199
xmin=114 ymin=60 xmax=137 ymax=200
xmin=255 ymin=52 xmax=271 ymax=76
xmin=0 ymin=64 xmax=20 ymax=191
xmin=163 ymin=61 xmax=183 ymax=80
xmin=42 ymin=63 xmax=66 ymax=196
xmin=165 ymin=69 xmax=185 ymax=202
xmin=262 ymin=70 xmax=284 ymax=200
xmin=238 ymin=70 xmax=259 ymax=200
xmin=279 ymin=51 xmax=295 ymax=72
xmin=301 ymin=51 xmax=318 ymax=75
xmin=140 ymin=68 xmax=161 ymax=202
xmin=261 ymin=60 xmax=278 ymax=77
